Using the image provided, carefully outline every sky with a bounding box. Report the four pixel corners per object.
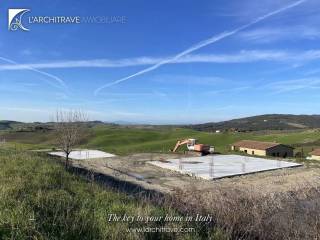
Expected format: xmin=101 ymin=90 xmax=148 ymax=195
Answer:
xmin=1 ymin=0 xmax=320 ymax=124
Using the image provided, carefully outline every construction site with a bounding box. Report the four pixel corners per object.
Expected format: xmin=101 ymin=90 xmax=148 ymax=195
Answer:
xmin=4 ymin=125 xmax=320 ymax=239
xmin=47 ymin=138 xmax=313 ymax=196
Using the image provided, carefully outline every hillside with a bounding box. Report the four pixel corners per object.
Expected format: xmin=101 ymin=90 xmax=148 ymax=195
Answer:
xmin=0 ymin=120 xmax=22 ymax=130
xmin=188 ymin=114 xmax=320 ymax=132
xmin=2 ymin=124 xmax=320 ymax=156
xmin=3 ymin=114 xmax=320 ymax=133
xmin=0 ymin=121 xmax=110 ymax=133
xmin=0 ymin=149 xmax=213 ymax=239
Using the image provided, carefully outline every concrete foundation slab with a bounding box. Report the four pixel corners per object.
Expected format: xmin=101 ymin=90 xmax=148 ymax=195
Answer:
xmin=149 ymin=154 xmax=302 ymax=180
xmin=49 ymin=150 xmax=115 ymax=160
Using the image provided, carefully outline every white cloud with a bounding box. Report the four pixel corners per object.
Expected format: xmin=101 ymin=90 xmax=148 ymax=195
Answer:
xmin=263 ymin=78 xmax=320 ymax=93
xmin=0 ymin=57 xmax=162 ymax=70
xmin=239 ymin=26 xmax=320 ymax=43
xmin=204 ymin=86 xmax=252 ymax=95
xmin=303 ymin=68 xmax=320 ymax=75
xmin=216 ymin=0 xmax=319 ymax=21
xmin=0 ymin=56 xmax=67 ymax=90
xmin=20 ymin=49 xmax=33 ymax=56
xmin=2 ymin=49 xmax=320 ymax=71
xmin=151 ymin=74 xmax=224 ymax=85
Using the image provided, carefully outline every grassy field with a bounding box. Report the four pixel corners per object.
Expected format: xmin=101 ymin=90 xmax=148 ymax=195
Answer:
xmin=0 ymin=149 xmax=223 ymax=240
xmin=83 ymin=127 xmax=320 ymax=155
xmin=1 ymin=125 xmax=320 ymax=155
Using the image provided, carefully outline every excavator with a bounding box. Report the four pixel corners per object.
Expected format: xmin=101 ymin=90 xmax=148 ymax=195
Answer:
xmin=172 ymin=138 xmax=214 ymax=155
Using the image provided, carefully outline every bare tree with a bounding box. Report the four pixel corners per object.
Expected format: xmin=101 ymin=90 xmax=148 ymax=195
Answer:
xmin=54 ymin=110 xmax=88 ymax=169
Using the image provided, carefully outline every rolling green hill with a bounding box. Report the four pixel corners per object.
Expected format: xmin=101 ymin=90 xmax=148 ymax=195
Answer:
xmin=0 ymin=120 xmax=22 ymax=130
xmin=188 ymin=114 xmax=320 ymax=132
xmin=54 ymin=126 xmax=320 ymax=155
xmin=2 ymin=124 xmax=320 ymax=156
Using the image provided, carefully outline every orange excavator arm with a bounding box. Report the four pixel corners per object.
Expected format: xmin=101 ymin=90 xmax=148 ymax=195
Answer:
xmin=172 ymin=139 xmax=190 ymax=152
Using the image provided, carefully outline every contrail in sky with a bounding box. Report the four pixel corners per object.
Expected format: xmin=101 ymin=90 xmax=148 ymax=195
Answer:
xmin=94 ymin=0 xmax=307 ymax=95
xmin=0 ymin=56 xmax=67 ymax=90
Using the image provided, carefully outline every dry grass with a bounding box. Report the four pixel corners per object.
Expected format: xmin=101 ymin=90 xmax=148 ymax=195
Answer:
xmin=171 ymin=178 xmax=320 ymax=240
xmin=67 ymin=150 xmax=320 ymax=239
xmin=0 ymin=149 xmax=225 ymax=240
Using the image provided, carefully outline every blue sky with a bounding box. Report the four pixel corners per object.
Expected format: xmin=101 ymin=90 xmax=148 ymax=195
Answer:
xmin=1 ymin=0 xmax=320 ymax=124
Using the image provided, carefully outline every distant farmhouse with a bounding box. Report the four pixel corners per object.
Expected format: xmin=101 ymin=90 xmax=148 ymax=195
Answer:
xmin=231 ymin=140 xmax=294 ymax=158
xmin=309 ymin=149 xmax=320 ymax=160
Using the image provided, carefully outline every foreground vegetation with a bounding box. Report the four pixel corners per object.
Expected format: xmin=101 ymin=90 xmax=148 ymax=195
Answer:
xmin=174 ymin=179 xmax=320 ymax=240
xmin=0 ymin=149 xmax=219 ymax=240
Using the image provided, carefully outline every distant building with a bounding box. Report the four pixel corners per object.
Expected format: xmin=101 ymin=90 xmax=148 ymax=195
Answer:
xmin=309 ymin=149 xmax=320 ymax=160
xmin=231 ymin=140 xmax=294 ymax=158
